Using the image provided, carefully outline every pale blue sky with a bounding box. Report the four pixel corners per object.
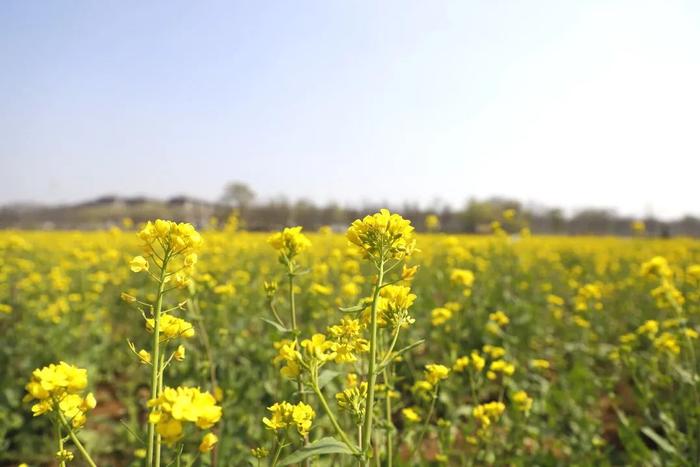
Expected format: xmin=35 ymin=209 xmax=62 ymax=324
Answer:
xmin=1 ymin=1 xmax=699 ymax=218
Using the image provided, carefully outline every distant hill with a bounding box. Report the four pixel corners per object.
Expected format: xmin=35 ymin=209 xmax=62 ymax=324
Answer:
xmin=0 ymin=196 xmax=224 ymax=230
xmin=2 ymin=194 xmax=699 ymax=237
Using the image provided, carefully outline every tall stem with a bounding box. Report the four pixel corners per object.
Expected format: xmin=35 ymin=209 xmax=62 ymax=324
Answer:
xmin=311 ymin=376 xmax=359 ymax=454
xmin=147 ymin=253 xmax=169 ymax=467
xmin=154 ymin=352 xmax=166 ymax=467
xmin=56 ymin=422 xmax=66 ymax=467
xmin=361 ymin=260 xmax=385 ymax=462
xmin=55 ymin=406 xmax=97 ymax=467
xmin=408 ymin=388 xmax=438 ymax=462
xmin=384 ymin=367 xmax=393 ymax=467
xmin=288 ymin=266 xmax=311 ymax=466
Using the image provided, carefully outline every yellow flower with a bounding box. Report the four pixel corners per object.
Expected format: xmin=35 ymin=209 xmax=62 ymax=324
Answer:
xmin=129 ymin=255 xmax=149 ymax=273
xmin=637 ymin=320 xmax=659 ymax=336
xmin=55 ymin=449 xmax=74 ymax=462
xmin=292 ymin=402 xmax=315 ymax=436
xmin=148 ymin=386 xmax=222 ymax=444
xmin=346 ymin=209 xmax=416 ymax=262
xmin=425 ymin=364 xmax=450 ymax=386
xmin=327 ymin=318 xmax=369 ymax=363
xmin=273 ymin=339 xmax=302 ymax=378
xmin=401 ymin=264 xmax=419 ymax=281
xmin=301 ymin=334 xmax=337 ymax=363
xmin=174 ymin=345 xmax=186 ymax=362
xmin=25 ymin=361 xmax=88 ymax=401
xmin=487 ymin=360 xmax=515 ymax=380
xmin=547 ymin=294 xmax=564 ymax=306
xmin=641 ymin=256 xmax=672 ymax=279
xmin=531 ymin=359 xmax=550 ymax=370
xmin=251 ymin=447 xmax=269 ymax=459
xmin=263 ymin=401 xmax=315 ymax=437
xmin=120 ymin=292 xmax=137 ymax=303
xmin=268 ymin=226 xmax=311 ymax=260
xmin=453 ymin=356 xmax=470 ymax=372
xmin=631 ymin=220 xmax=646 ymax=234
xmin=472 ymin=401 xmax=505 ymax=428
xmin=482 ymin=344 xmax=506 ymax=359
xmin=489 ymin=310 xmax=509 ymax=327
xmin=402 ymin=407 xmax=421 ymax=423
xmin=512 ymin=390 xmax=533 ymax=413
xmin=199 ymin=432 xmax=218 ymax=452
xmin=654 ymin=332 xmax=680 ymax=355
xmin=24 ymin=362 xmax=95 ymax=425
xmin=138 ymin=350 xmax=152 ymax=365
xmin=431 ymin=307 xmax=452 ymax=326
xmin=450 ymin=269 xmax=475 ymax=288
xmin=310 ymin=283 xmax=333 ymax=296
xmin=425 ymin=214 xmax=440 ymax=231
xmin=375 ymin=285 xmax=416 ymax=329
xmin=145 ymin=314 xmax=195 ymax=342
xmin=470 ymin=351 xmax=486 ymax=372
xmin=335 ymin=382 xmax=368 ymax=423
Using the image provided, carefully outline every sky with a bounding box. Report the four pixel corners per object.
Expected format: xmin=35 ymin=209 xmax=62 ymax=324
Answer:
xmin=1 ymin=1 xmax=699 ymax=219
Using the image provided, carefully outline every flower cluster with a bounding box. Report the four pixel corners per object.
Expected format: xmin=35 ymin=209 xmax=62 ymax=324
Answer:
xmin=413 ymin=364 xmax=450 ymax=395
xmin=147 ymin=386 xmax=222 ymax=444
xmin=137 ymin=220 xmax=203 ymax=256
xmin=453 ymin=350 xmax=486 ymax=373
xmin=145 ymin=313 xmax=196 ymax=342
xmin=346 ymin=209 xmax=416 ymax=262
xmin=472 ymin=401 xmax=506 ymax=429
xmin=262 ymin=401 xmax=315 ymax=437
xmin=335 ymin=382 xmax=368 ymax=424
xmin=327 ymin=318 xmax=370 ymax=363
xmin=267 ymin=226 xmax=312 ymax=262
xmin=131 ymin=220 xmax=203 ymax=289
xmin=431 ymin=307 xmax=452 ymax=326
xmin=375 ymin=285 xmax=417 ymax=329
xmin=24 ymin=362 xmax=96 ymax=428
xmin=450 ymin=268 xmax=475 ymax=289
xmin=273 ymin=339 xmax=302 ymax=379
xmin=641 ymin=256 xmax=673 ymax=279
xmin=512 ymin=390 xmax=533 ymax=413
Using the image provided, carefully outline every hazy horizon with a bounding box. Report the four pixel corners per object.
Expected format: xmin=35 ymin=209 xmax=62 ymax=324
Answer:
xmin=2 ymin=1 xmax=699 ymax=219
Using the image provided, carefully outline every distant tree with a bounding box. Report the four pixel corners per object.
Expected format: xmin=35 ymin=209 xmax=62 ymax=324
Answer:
xmin=220 ymin=182 xmax=256 ymax=210
xmin=570 ymin=209 xmax=614 ymax=235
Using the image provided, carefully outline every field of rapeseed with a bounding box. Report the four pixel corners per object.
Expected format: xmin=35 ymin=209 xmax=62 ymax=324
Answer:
xmin=2 ymin=211 xmax=700 ymax=466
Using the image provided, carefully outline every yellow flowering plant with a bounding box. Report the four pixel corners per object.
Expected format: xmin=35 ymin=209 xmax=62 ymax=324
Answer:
xmin=24 ymin=362 xmax=97 ymax=467
xmin=122 ymin=220 xmax=221 ymax=466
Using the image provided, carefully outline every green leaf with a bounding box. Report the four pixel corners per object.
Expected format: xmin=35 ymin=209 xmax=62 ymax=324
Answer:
xmin=376 ymin=339 xmax=425 ymax=373
xmin=278 ymin=437 xmax=354 ymax=465
xmin=260 ymin=317 xmax=290 ymax=333
xmin=317 ymin=370 xmax=341 ymax=389
xmin=641 ymin=427 xmax=677 ymax=455
xmin=338 ymin=303 xmax=367 ymax=313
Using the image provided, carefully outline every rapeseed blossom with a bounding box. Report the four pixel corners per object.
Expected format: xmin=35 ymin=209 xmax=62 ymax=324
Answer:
xmin=346 ymin=209 xmax=416 ymax=262
xmin=148 ymin=386 xmax=222 ymax=444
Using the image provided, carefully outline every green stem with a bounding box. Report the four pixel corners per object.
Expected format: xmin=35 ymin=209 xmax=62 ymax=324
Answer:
xmin=311 ymin=377 xmax=360 ymax=454
xmin=55 ymin=406 xmax=97 ymax=467
xmin=361 ymin=260 xmax=385 ymax=462
xmin=287 ymin=267 xmax=311 ymax=466
xmin=147 ymin=252 xmax=170 ymax=467
xmin=408 ymin=388 xmax=438 ymax=462
xmin=154 ymin=352 xmax=166 ymax=467
xmin=384 ymin=367 xmax=393 ymax=467
xmin=271 ymin=434 xmax=287 ymax=467
xmin=56 ymin=422 xmax=66 ymax=467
